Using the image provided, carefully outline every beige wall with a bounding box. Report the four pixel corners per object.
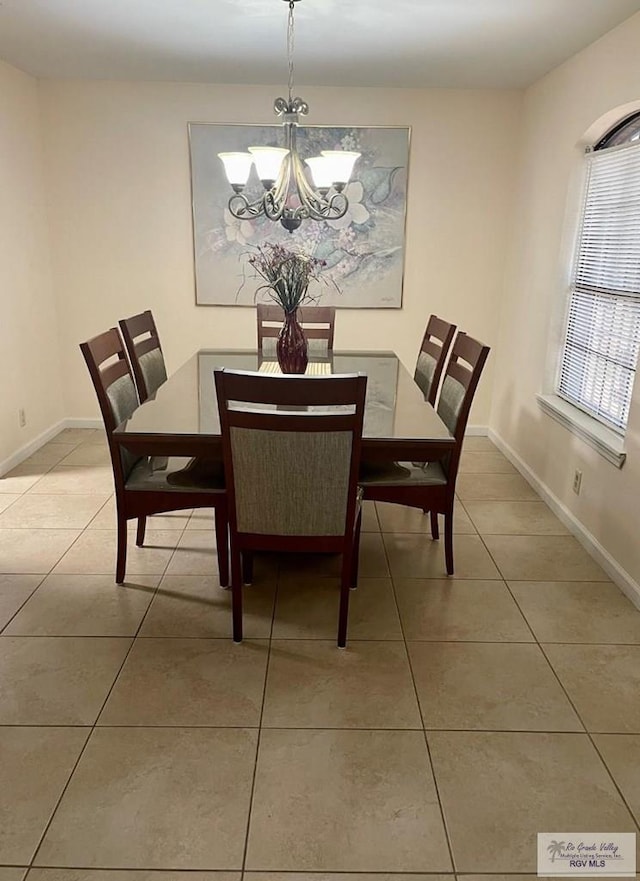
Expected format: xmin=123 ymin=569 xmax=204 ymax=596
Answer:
xmin=0 ymin=61 xmax=63 ymax=467
xmin=491 ymin=12 xmax=640 ymax=588
xmin=40 ymin=81 xmax=521 ymax=421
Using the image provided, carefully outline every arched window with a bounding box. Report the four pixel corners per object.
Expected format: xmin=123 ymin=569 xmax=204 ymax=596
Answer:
xmin=594 ymin=111 xmax=640 ymax=149
xmin=558 ymin=111 xmax=640 ymax=434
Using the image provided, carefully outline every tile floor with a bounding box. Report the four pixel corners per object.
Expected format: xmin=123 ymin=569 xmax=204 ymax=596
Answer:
xmin=1 ymin=429 xmax=640 ymax=878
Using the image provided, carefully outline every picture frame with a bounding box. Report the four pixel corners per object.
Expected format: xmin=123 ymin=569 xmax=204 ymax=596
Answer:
xmin=188 ymin=122 xmax=410 ymax=308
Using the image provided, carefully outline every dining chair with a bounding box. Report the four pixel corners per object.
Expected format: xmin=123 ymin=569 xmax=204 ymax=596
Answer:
xmin=119 ymin=309 xmax=167 ymax=403
xmin=360 ymin=332 xmax=490 ymax=575
xmin=257 ymin=303 xmax=336 ymax=357
xmin=80 ymin=328 xmax=228 ymax=585
xmin=414 ymin=314 xmax=457 ymax=405
xmin=215 ymin=368 xmax=367 ymax=647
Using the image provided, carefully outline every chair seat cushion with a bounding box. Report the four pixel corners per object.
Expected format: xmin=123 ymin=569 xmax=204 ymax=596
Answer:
xmin=126 ymin=456 xmax=225 ymax=493
xmin=359 ymin=459 xmax=447 ymax=487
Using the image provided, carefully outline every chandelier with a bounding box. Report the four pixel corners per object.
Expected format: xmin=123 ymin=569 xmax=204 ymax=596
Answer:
xmin=218 ymin=0 xmax=361 ymax=233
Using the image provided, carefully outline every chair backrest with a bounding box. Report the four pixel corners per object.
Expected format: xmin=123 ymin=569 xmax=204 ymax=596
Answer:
xmin=437 ymin=331 xmax=490 ymax=476
xmin=257 ymin=303 xmax=336 ymax=357
xmin=414 ymin=314 xmax=457 ymax=405
xmin=215 ymin=369 xmax=366 ymax=546
xmin=79 ymin=328 xmax=142 ymax=487
xmin=119 ymin=310 xmax=167 ymax=403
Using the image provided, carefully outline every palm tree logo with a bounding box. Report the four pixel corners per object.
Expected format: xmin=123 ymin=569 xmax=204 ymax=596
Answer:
xmin=547 ymin=841 xmax=566 ymax=862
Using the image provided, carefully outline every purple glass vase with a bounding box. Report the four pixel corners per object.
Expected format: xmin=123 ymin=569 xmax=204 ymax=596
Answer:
xmin=276 ymin=309 xmax=308 ymax=374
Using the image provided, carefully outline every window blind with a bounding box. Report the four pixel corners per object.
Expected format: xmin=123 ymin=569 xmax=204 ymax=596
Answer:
xmin=558 ymin=142 xmax=640 ymax=433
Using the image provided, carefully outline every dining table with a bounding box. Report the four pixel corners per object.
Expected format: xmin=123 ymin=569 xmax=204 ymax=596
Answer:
xmin=113 ymin=349 xmax=455 ymax=462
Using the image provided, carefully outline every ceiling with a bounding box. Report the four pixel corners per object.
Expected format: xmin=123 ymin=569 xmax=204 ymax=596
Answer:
xmin=1 ymin=0 xmax=640 ymax=90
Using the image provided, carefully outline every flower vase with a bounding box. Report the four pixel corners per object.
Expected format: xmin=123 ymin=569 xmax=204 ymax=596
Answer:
xmin=276 ymin=309 xmax=308 ymax=374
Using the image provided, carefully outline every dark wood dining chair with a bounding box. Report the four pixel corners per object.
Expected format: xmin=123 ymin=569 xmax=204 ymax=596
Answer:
xmin=414 ymin=314 xmax=457 ymax=405
xmin=257 ymin=303 xmax=336 ymax=356
xmin=119 ymin=310 xmax=167 ymax=403
xmin=80 ymin=328 xmax=228 ymax=585
xmin=215 ymin=368 xmax=367 ymax=647
xmin=360 ymin=332 xmax=490 ymax=575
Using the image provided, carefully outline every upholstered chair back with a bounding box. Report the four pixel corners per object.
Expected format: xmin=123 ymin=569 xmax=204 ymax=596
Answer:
xmin=119 ymin=310 xmax=167 ymax=403
xmin=414 ymin=314 xmax=457 ymax=405
xmin=215 ymin=369 xmax=366 ymax=541
xmin=80 ymin=328 xmax=143 ymax=482
xmin=436 ymin=332 xmax=490 ymax=472
xmin=137 ymin=348 xmax=167 ymax=399
xmin=230 ymin=426 xmax=353 ymax=536
xmin=257 ymin=304 xmax=335 ymax=359
xmin=104 ymin=371 xmax=142 ymax=479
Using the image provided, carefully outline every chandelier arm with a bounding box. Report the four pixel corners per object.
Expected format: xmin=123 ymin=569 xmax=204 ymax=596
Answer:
xmin=227 ymin=192 xmax=268 ymax=220
xmin=288 ymin=149 xmax=350 ymax=221
xmin=320 ymin=192 xmax=349 ymax=219
xmin=264 ymin=190 xmax=286 ymax=221
xmin=302 ymin=193 xmax=349 ymax=222
xmin=273 ymin=149 xmax=293 ymax=205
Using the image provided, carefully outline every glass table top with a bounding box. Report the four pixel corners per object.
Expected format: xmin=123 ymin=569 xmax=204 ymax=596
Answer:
xmin=117 ymin=349 xmax=453 ymax=446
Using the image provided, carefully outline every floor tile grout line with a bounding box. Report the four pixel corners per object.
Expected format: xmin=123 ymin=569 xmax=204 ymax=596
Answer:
xmin=587 ymin=734 xmax=640 ymax=836
xmin=86 ymin=493 xmax=117 ymax=529
xmin=473 ymin=527 xmax=513 ymax=586
xmin=0 ymin=573 xmax=49 ymax=636
xmin=4 ymin=458 xmax=57 ymax=488
xmin=383 ymin=517 xmax=457 ymax=875
xmin=5 ymin=722 xmax=640 ymax=734
xmin=239 ymin=555 xmax=279 ymax=875
xmin=0 ymin=493 xmax=30 ymax=518
xmin=534 ymin=639 xmax=640 ymax=836
xmin=7 ymin=722 xmax=640 ymax=734
xmin=502 ymin=573 xmax=640 ymax=833
xmin=7 ymin=635 xmax=640 ymax=646
xmin=503 ymin=579 xmax=592 ymax=731
xmin=25 ymin=512 xmax=188 ymax=870
xmin=496 ymin=556 xmax=637 ymax=757
xmin=455 ymin=499 xmax=478 ymax=536
xmin=3 ymin=866 xmax=465 ymax=874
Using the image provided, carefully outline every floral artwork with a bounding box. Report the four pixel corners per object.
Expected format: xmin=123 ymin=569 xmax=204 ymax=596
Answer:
xmin=189 ymin=123 xmax=410 ymax=308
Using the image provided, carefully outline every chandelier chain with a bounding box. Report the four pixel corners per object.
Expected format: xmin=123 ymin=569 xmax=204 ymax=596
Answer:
xmin=287 ymin=0 xmax=295 ymax=103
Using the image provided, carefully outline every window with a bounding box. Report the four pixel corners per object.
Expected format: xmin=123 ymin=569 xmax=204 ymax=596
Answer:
xmin=558 ymin=111 xmax=640 ymax=434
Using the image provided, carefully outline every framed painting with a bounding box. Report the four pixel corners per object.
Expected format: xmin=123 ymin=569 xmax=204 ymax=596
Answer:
xmin=188 ymin=123 xmax=410 ymax=308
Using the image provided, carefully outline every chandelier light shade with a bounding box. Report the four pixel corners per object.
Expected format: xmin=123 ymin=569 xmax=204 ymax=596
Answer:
xmin=218 ymin=0 xmax=361 ymax=233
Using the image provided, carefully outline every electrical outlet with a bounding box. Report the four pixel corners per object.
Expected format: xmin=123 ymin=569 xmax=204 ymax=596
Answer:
xmin=18 ymin=408 xmax=26 ymax=428
xmin=572 ymin=469 xmax=582 ymax=495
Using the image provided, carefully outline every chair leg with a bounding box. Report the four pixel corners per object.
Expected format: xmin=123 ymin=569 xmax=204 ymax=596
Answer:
xmin=444 ymin=510 xmax=454 ymax=576
xmin=337 ymin=587 xmax=350 ymax=648
xmin=116 ymin=510 xmax=127 ymax=585
xmin=338 ymin=536 xmax=359 ymax=649
xmin=136 ymin=516 xmax=146 ymax=547
xmin=242 ymin=551 xmax=254 ymax=586
xmin=350 ymin=511 xmax=362 ymax=589
xmin=214 ymin=507 xmax=229 ymax=588
xmin=430 ymin=511 xmax=440 ymax=540
xmin=230 ymin=541 xmax=243 ymax=643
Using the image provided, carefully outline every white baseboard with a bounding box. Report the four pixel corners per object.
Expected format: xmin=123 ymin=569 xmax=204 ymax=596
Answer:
xmin=488 ymin=428 xmax=640 ymax=611
xmin=466 ymin=425 xmax=488 ymax=436
xmin=0 ymin=417 xmax=102 ymax=477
